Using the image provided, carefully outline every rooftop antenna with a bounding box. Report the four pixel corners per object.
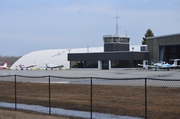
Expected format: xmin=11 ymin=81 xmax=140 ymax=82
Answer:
xmin=115 ymin=10 xmax=119 ymax=35
xmin=125 ymin=30 xmax=128 ymax=36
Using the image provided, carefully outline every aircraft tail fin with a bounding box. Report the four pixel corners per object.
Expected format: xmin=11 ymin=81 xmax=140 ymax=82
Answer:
xmin=3 ymin=62 xmax=7 ymax=68
xmin=19 ymin=64 xmax=23 ymax=69
xmin=44 ymin=63 xmax=49 ymax=68
xmin=33 ymin=62 xmax=36 ymax=66
xmin=172 ymin=59 xmax=180 ymax=66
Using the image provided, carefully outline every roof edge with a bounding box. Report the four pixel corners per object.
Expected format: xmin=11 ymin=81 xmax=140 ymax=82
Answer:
xmin=146 ymin=33 xmax=180 ymax=40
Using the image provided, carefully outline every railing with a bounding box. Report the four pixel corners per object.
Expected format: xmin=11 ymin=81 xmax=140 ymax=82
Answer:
xmin=0 ymin=75 xmax=180 ymax=119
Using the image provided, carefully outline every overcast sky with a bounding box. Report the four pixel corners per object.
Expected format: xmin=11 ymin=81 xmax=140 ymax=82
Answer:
xmin=1 ymin=0 xmax=180 ymax=56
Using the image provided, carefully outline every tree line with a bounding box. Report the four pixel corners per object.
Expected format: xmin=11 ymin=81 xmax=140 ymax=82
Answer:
xmin=0 ymin=55 xmax=21 ymax=67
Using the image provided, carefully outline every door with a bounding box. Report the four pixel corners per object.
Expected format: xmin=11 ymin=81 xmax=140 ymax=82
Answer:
xmin=102 ymin=60 xmax=109 ymax=70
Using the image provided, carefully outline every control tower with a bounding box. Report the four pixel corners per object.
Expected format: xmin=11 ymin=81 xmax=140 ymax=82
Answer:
xmin=103 ymin=11 xmax=130 ymax=52
xmin=103 ymin=35 xmax=130 ymax=52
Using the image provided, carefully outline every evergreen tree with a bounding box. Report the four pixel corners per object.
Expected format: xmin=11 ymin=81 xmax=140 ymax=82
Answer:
xmin=142 ymin=29 xmax=154 ymax=45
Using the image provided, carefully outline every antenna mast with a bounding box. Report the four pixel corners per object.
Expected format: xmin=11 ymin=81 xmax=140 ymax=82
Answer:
xmin=115 ymin=10 xmax=119 ymax=35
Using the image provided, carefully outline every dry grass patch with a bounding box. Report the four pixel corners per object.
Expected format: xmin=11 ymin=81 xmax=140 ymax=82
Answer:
xmin=0 ymin=81 xmax=180 ymax=119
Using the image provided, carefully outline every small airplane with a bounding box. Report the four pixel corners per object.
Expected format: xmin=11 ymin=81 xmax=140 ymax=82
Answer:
xmin=138 ymin=59 xmax=180 ymax=71
xmin=0 ymin=62 xmax=8 ymax=69
xmin=18 ymin=62 xmax=36 ymax=70
xmin=44 ymin=63 xmax=64 ymax=70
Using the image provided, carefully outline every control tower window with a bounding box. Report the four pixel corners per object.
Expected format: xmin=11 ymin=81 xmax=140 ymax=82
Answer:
xmin=104 ymin=37 xmax=112 ymax=43
xmin=104 ymin=38 xmax=107 ymax=43
xmin=113 ymin=37 xmax=119 ymax=43
xmin=104 ymin=35 xmax=130 ymax=43
xmin=119 ymin=37 xmax=129 ymax=43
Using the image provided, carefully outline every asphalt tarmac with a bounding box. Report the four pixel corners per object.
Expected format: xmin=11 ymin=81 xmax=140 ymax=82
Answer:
xmin=0 ymin=69 xmax=180 ymax=87
xmin=1 ymin=68 xmax=180 ymax=78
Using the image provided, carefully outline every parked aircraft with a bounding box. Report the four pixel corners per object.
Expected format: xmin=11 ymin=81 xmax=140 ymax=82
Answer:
xmin=0 ymin=62 xmax=8 ymax=69
xmin=138 ymin=59 xmax=180 ymax=71
xmin=18 ymin=62 xmax=36 ymax=70
xmin=44 ymin=63 xmax=64 ymax=70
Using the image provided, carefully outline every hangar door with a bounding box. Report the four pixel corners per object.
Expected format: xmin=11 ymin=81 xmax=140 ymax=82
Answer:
xmin=159 ymin=45 xmax=180 ymax=63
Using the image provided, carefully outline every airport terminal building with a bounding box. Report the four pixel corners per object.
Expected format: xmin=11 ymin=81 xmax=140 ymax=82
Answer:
xmin=68 ymin=35 xmax=149 ymax=70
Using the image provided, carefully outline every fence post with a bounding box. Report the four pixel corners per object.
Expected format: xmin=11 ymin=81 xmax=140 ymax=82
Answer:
xmin=90 ymin=77 xmax=92 ymax=119
xmin=15 ymin=75 xmax=17 ymax=111
xmin=49 ymin=75 xmax=51 ymax=115
xmin=145 ymin=78 xmax=147 ymax=119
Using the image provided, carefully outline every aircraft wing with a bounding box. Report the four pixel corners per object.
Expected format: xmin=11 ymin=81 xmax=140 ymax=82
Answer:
xmin=21 ymin=65 xmax=32 ymax=68
xmin=138 ymin=64 xmax=156 ymax=68
xmin=47 ymin=64 xmax=64 ymax=68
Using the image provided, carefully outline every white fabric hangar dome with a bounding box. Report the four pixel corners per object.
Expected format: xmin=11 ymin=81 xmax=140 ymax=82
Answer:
xmin=11 ymin=47 xmax=104 ymax=70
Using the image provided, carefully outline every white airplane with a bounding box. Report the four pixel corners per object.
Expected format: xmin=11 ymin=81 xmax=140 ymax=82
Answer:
xmin=138 ymin=59 xmax=180 ymax=71
xmin=18 ymin=62 xmax=36 ymax=70
xmin=0 ymin=62 xmax=8 ymax=69
xmin=44 ymin=63 xmax=64 ymax=70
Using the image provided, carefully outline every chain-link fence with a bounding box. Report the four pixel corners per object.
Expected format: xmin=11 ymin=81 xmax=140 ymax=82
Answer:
xmin=147 ymin=78 xmax=180 ymax=119
xmin=0 ymin=75 xmax=180 ymax=119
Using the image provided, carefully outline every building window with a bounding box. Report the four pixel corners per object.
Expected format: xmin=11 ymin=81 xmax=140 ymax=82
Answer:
xmin=70 ymin=61 xmax=98 ymax=68
xmin=119 ymin=37 xmax=130 ymax=43
xmin=104 ymin=37 xmax=112 ymax=43
xmin=113 ymin=37 xmax=119 ymax=43
xmin=111 ymin=60 xmax=142 ymax=68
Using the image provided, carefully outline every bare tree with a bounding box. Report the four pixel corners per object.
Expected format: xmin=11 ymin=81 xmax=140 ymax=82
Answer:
xmin=0 ymin=55 xmax=21 ymax=66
